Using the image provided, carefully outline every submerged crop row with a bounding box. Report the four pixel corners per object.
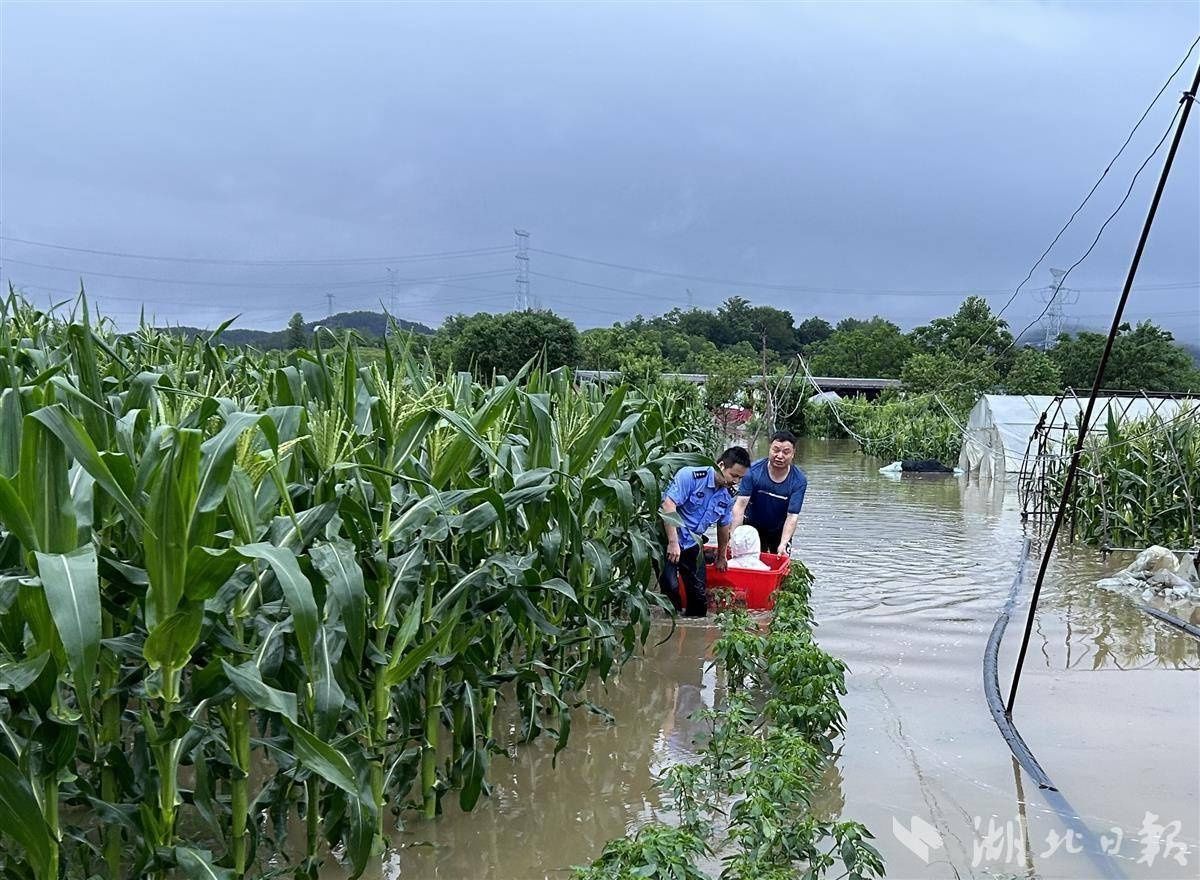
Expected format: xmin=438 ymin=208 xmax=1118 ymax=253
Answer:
xmin=573 ymin=565 xmax=884 ymax=880
xmin=803 ymin=395 xmax=963 ymax=467
xmin=0 ymin=295 xmax=714 ymax=879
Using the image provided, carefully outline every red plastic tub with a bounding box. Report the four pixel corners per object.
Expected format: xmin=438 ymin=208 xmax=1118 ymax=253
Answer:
xmin=704 ymin=548 xmax=791 ymax=611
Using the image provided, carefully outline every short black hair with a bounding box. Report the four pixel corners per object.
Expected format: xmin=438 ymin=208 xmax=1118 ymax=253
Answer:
xmin=717 ymin=446 xmax=752 ymax=468
xmin=769 ymin=430 xmax=798 ymax=447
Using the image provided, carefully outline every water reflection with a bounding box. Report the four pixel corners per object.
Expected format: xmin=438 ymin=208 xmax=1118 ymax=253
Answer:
xmin=324 ymin=625 xmax=718 ymax=880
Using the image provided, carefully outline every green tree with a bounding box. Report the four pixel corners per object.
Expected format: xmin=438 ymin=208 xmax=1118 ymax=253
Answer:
xmin=1003 ymin=348 xmax=1062 ymax=395
xmin=617 ymin=350 xmax=668 ymax=387
xmin=745 ymin=304 xmax=799 ymax=354
xmin=702 ymin=350 xmax=755 ymax=403
xmin=712 ymin=296 xmax=756 ymax=347
xmin=901 ymin=351 xmax=998 ymax=412
xmin=809 ymin=317 xmax=913 ymax=378
xmin=581 ymin=329 xmax=617 ymax=371
xmin=1049 ymin=321 xmax=1200 ymax=392
xmin=795 ymin=316 xmax=834 ymax=349
xmin=700 ymin=351 xmax=756 ymax=432
xmin=671 ymin=308 xmax=724 ymax=346
xmin=835 ymin=317 xmax=869 ymax=333
xmin=285 ymin=312 xmax=307 ymax=349
xmin=910 ymin=296 xmax=1014 ymax=367
xmin=432 ymin=309 xmax=581 ymax=378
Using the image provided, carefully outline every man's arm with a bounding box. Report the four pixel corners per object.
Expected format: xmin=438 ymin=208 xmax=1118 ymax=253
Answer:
xmin=779 ymin=512 xmax=800 ymax=553
xmin=660 ymin=468 xmax=692 ymax=563
xmin=731 ymin=495 xmax=750 ymax=529
xmin=715 ymin=522 xmax=731 ymax=572
xmin=781 ymin=474 xmax=807 ymax=553
xmin=661 ymin=497 xmax=681 ymax=562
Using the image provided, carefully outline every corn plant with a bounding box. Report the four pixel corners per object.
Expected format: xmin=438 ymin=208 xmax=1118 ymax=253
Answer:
xmin=0 ymin=293 xmax=715 ymax=879
xmin=1040 ymin=407 xmax=1199 ymax=548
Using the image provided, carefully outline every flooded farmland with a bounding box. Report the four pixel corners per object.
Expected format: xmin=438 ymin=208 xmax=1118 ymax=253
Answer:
xmin=338 ymin=438 xmax=1198 ymax=880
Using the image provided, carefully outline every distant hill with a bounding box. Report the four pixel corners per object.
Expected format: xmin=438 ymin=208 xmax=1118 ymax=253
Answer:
xmin=162 ymin=310 xmax=434 ymax=349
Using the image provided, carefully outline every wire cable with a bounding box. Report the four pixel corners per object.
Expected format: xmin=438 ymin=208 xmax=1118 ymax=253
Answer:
xmin=1005 ymin=101 xmax=1185 ymax=354
xmin=531 ymin=249 xmax=1023 ymax=296
xmin=0 ymin=235 xmax=510 ymax=266
xmin=980 ymin=33 xmax=1200 ymax=337
xmin=2 ymin=258 xmax=512 ymax=290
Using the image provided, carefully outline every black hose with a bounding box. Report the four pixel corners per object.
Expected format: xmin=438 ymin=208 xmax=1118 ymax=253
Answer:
xmin=984 ymin=537 xmax=1128 ymax=879
xmin=983 ymin=538 xmax=1055 ymax=790
xmin=1135 ymin=602 xmax=1200 ymax=641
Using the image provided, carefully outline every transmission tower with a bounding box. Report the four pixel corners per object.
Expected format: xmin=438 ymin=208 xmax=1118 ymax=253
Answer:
xmin=514 ymin=229 xmax=530 ymax=311
xmin=386 ymin=267 xmax=398 ymax=315
xmin=325 ymin=292 xmax=335 ymax=318
xmin=1036 ymin=268 xmax=1079 ymax=349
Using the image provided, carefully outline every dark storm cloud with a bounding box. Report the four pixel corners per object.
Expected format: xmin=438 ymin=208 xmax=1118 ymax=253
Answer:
xmin=1 ymin=1 xmax=1197 ymax=341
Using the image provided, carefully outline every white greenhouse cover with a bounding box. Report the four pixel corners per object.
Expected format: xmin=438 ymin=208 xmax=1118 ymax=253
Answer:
xmin=957 ymin=394 xmax=1193 ymax=480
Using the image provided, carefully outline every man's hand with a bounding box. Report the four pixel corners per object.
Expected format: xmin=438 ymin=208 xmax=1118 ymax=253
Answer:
xmin=715 ymin=523 xmax=731 ymax=572
xmin=667 ymin=539 xmax=681 ymax=563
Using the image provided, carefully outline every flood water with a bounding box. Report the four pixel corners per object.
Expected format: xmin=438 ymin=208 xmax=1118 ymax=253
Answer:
xmin=331 ymin=438 xmax=1199 ymax=880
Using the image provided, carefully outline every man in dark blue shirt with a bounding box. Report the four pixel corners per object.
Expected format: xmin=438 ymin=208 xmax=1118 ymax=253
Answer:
xmin=731 ymin=430 xmax=807 ymax=554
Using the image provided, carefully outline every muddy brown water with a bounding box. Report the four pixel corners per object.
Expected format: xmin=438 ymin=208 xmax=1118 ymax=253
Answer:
xmin=325 ymin=438 xmax=1198 ymax=880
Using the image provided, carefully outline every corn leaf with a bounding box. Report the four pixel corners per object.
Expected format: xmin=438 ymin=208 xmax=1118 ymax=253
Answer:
xmin=220 ymin=659 xmax=298 ymax=722
xmin=311 ymin=539 xmax=366 ymax=666
xmin=0 ymin=754 xmax=54 ymax=879
xmin=34 ymin=544 xmax=101 ymax=688
xmin=174 ymin=846 xmax=236 ymax=880
xmin=236 ymin=542 xmax=318 ymax=670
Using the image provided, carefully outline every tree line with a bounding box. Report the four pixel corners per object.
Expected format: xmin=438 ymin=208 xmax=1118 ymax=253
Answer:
xmin=246 ymin=296 xmax=1198 ymax=399
xmin=419 ymin=296 xmax=1200 ymax=398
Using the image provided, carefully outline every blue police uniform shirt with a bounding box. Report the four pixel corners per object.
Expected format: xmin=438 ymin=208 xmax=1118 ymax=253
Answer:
xmin=737 ymin=458 xmax=807 ymax=531
xmin=662 ymin=465 xmax=736 ymax=549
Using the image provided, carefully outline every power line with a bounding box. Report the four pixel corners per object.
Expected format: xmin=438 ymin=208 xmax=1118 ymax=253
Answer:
xmin=3 ymin=258 xmax=512 ymax=290
xmin=0 ymin=235 xmax=510 ymax=266
xmin=531 ymin=248 xmax=1024 ymax=295
xmin=982 ymin=33 xmax=1200 ymax=335
xmin=12 ymin=282 xmax=513 ymax=317
xmin=1006 ymin=101 xmax=1185 ymax=355
xmin=530 ymin=255 xmax=1196 ymax=301
xmin=530 ymin=271 xmax=694 ymax=304
xmin=924 ymin=47 xmax=1200 ymax=404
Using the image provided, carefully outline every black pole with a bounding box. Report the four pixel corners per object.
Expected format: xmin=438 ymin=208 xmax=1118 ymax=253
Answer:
xmin=1006 ymin=60 xmax=1200 ymax=715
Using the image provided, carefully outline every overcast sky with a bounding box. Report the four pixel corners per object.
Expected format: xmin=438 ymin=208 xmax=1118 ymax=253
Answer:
xmin=1 ymin=1 xmax=1197 ymax=342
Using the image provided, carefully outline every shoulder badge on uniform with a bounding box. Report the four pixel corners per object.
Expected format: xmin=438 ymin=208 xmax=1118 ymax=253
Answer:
xmin=692 ymin=469 xmax=708 ymax=479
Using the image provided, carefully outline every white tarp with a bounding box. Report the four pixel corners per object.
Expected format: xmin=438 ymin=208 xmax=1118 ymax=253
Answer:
xmin=808 ymin=390 xmax=842 ymax=406
xmin=957 ymin=394 xmax=1193 ymax=480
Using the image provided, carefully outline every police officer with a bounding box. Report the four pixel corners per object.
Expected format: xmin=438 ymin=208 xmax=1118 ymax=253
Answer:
xmin=731 ymin=430 xmax=807 ymax=554
xmin=659 ymin=446 xmax=752 ymax=617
